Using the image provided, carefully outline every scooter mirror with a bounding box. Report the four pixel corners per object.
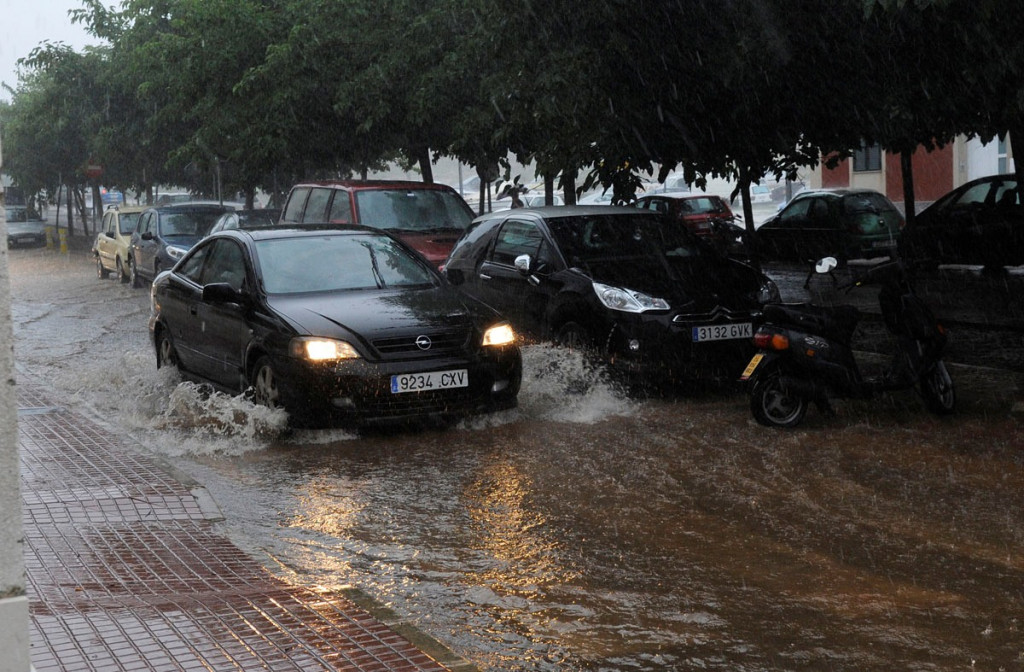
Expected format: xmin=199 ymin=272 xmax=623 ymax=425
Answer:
xmin=815 ymin=256 xmax=839 ymax=274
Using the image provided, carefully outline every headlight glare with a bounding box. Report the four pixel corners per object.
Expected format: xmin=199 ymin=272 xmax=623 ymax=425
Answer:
xmin=482 ymin=323 xmax=516 ymax=347
xmin=290 ymin=337 xmax=360 ymax=361
xmin=593 ymin=282 xmax=670 ymax=313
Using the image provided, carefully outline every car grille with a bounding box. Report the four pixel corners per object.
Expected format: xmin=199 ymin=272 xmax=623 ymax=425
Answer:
xmin=672 ymin=306 xmax=753 ymax=324
xmin=371 ymin=327 xmax=472 ymax=358
xmin=354 ymin=386 xmax=480 ymax=419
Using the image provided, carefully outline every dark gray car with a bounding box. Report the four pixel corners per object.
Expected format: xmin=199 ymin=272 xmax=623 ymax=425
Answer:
xmin=129 ymin=204 xmax=231 ymax=287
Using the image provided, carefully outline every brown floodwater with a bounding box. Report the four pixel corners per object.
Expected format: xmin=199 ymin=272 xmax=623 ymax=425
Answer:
xmin=9 ymin=243 xmax=1024 ymax=670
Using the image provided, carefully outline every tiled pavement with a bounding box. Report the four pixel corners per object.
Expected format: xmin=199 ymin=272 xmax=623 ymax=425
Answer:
xmin=16 ymin=383 xmax=468 ymax=672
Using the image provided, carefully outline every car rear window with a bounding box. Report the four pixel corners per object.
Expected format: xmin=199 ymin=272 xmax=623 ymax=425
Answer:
xmin=842 ymin=193 xmax=897 ymax=215
xmin=354 ymin=189 xmax=472 ymax=232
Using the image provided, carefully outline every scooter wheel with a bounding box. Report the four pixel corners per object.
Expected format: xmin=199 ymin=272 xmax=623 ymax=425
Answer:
xmin=751 ymin=373 xmax=808 ymax=428
xmin=920 ymin=361 xmax=956 ymax=415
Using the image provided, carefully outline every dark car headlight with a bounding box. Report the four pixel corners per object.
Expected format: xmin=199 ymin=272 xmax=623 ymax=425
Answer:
xmin=290 ymin=337 xmax=361 ymax=361
xmin=593 ymin=282 xmax=670 ymax=313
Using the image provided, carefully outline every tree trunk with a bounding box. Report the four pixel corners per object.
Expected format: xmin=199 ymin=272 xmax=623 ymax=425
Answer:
xmin=900 ymin=149 xmax=916 ymax=227
xmin=544 ymin=174 xmax=555 ymax=205
xmin=1008 ymin=125 xmax=1024 ymax=192
xmin=739 ymin=165 xmax=760 ymax=269
xmin=416 ymin=148 xmax=433 ymax=184
xmin=64 ymin=183 xmax=74 ymax=237
xmin=562 ymin=169 xmax=577 ymax=205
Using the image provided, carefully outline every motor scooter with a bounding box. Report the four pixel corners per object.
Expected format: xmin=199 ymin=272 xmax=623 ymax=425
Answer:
xmin=739 ymin=256 xmax=956 ymax=428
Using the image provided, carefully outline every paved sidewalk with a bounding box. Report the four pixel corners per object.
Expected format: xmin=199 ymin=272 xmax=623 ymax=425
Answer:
xmin=16 ymin=383 xmax=467 ymax=672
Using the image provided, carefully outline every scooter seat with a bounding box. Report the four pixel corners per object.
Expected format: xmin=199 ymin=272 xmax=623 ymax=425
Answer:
xmin=763 ymin=302 xmax=861 ymax=344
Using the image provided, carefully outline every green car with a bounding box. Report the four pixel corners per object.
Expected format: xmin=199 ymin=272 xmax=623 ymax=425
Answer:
xmin=757 ymin=188 xmax=904 ymax=264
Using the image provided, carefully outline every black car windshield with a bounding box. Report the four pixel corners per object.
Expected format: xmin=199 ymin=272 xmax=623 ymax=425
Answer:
xmin=546 ymin=213 xmax=704 ymax=266
xmin=354 ymin=189 xmax=473 ymax=233
xmin=159 ymin=211 xmax=224 ymax=238
xmin=255 ymin=233 xmax=437 ymax=294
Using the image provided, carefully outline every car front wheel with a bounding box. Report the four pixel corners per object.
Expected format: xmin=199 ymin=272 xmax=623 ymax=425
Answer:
xmin=155 ymin=329 xmax=178 ymax=369
xmin=116 ymin=256 xmax=130 ymax=283
xmin=96 ymin=256 xmax=109 ymax=279
xmin=250 ymin=357 xmax=282 ymax=409
xmin=129 ymin=256 xmax=142 ymax=288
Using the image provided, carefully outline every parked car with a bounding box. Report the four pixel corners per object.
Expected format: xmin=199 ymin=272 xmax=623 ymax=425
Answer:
xmin=756 ymin=188 xmax=903 ymax=264
xmin=898 ymin=174 xmax=1024 ymax=270
xmin=278 ymin=180 xmax=475 ymax=267
xmin=5 ymin=205 xmax=47 ymax=248
xmin=148 ymin=226 xmax=521 ymax=426
xmin=750 ymin=184 xmax=772 ymax=203
xmin=207 ymin=208 xmax=282 ymax=235
xmin=129 ymin=204 xmax=232 ymax=287
xmin=634 ymin=193 xmax=745 ymax=256
xmin=93 ymin=205 xmax=147 ymax=281
xmin=443 ymin=206 xmax=779 ymax=383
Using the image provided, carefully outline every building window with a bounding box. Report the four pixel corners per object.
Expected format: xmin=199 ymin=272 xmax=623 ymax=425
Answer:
xmin=998 ymin=137 xmax=1008 ymax=174
xmin=853 ymin=142 xmax=882 ymax=172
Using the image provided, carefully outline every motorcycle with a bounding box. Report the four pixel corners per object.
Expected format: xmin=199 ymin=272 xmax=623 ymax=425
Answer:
xmin=739 ymin=256 xmax=956 ymax=428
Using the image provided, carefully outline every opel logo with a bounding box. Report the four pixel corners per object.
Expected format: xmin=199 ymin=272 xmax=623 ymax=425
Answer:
xmin=415 ymin=335 xmax=432 ymax=350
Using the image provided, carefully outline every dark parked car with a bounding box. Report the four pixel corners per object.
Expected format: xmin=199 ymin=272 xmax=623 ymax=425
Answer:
xmin=129 ymin=203 xmax=232 ymax=287
xmin=207 ymin=208 xmax=282 ymax=235
xmin=443 ymin=206 xmax=779 ymax=383
xmin=148 ymin=226 xmax=521 ymax=426
xmin=5 ymin=205 xmax=47 ymax=248
xmin=279 ymin=180 xmax=475 ymax=267
xmin=757 ymin=188 xmax=903 ymax=263
xmin=898 ymin=174 xmax=1024 ymax=270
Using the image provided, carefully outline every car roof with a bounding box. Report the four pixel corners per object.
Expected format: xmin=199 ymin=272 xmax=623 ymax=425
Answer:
xmin=216 ymin=224 xmax=389 ymax=242
xmin=291 ymin=180 xmax=460 ymax=193
xmin=473 ymin=204 xmax=655 ymax=223
xmin=638 ymin=193 xmax=725 ymax=201
xmin=791 ymin=188 xmax=882 ymax=198
xmin=146 ymin=203 xmax=234 ymax=213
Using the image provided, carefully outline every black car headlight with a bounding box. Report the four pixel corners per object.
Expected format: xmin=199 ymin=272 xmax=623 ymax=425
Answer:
xmin=592 ymin=282 xmax=670 ymax=313
xmin=166 ymin=245 xmax=189 ymax=260
xmin=482 ymin=323 xmax=516 ymax=347
xmin=290 ymin=337 xmax=361 ymax=361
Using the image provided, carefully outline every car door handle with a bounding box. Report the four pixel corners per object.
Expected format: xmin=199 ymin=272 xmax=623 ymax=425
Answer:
xmin=479 ymin=273 xmax=492 ymax=281
xmin=190 ymin=305 xmax=198 ymax=316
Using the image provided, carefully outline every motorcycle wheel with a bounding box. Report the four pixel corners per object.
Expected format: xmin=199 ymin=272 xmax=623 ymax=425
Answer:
xmin=920 ymin=361 xmax=956 ymax=415
xmin=750 ymin=372 xmax=808 ymax=428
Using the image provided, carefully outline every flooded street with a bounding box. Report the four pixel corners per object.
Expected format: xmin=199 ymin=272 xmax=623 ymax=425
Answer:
xmin=10 ymin=244 xmax=1024 ymax=670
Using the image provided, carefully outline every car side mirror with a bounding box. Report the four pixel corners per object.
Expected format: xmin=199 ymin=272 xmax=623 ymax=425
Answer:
xmin=444 ymin=268 xmax=464 ymax=286
xmin=514 ymin=254 xmax=533 ymax=275
xmin=202 ymin=282 xmax=245 ymax=305
xmin=141 ymin=231 xmax=154 ymax=241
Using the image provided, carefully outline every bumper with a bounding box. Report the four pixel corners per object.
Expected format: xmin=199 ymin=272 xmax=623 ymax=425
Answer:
xmin=272 ymin=347 xmax=522 ymax=424
xmin=599 ymin=311 xmax=759 ymax=381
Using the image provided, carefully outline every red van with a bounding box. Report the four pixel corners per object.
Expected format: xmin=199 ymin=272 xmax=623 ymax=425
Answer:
xmin=279 ymin=180 xmax=475 ymax=267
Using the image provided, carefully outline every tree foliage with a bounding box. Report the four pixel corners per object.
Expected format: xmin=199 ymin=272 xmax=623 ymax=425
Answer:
xmin=3 ymin=0 xmax=1024 ymax=225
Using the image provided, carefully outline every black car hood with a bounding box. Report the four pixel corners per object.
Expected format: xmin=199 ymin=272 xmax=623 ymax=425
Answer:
xmin=580 ymin=254 xmax=763 ymax=311
xmin=267 ymin=286 xmax=484 ymax=342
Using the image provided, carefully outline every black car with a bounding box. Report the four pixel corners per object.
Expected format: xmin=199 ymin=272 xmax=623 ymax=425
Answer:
xmin=898 ymin=174 xmax=1024 ymax=270
xmin=757 ymin=188 xmax=903 ymax=264
xmin=148 ymin=226 xmax=521 ymax=426
xmin=443 ymin=206 xmax=779 ymax=383
xmin=130 ymin=204 xmax=232 ymax=287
